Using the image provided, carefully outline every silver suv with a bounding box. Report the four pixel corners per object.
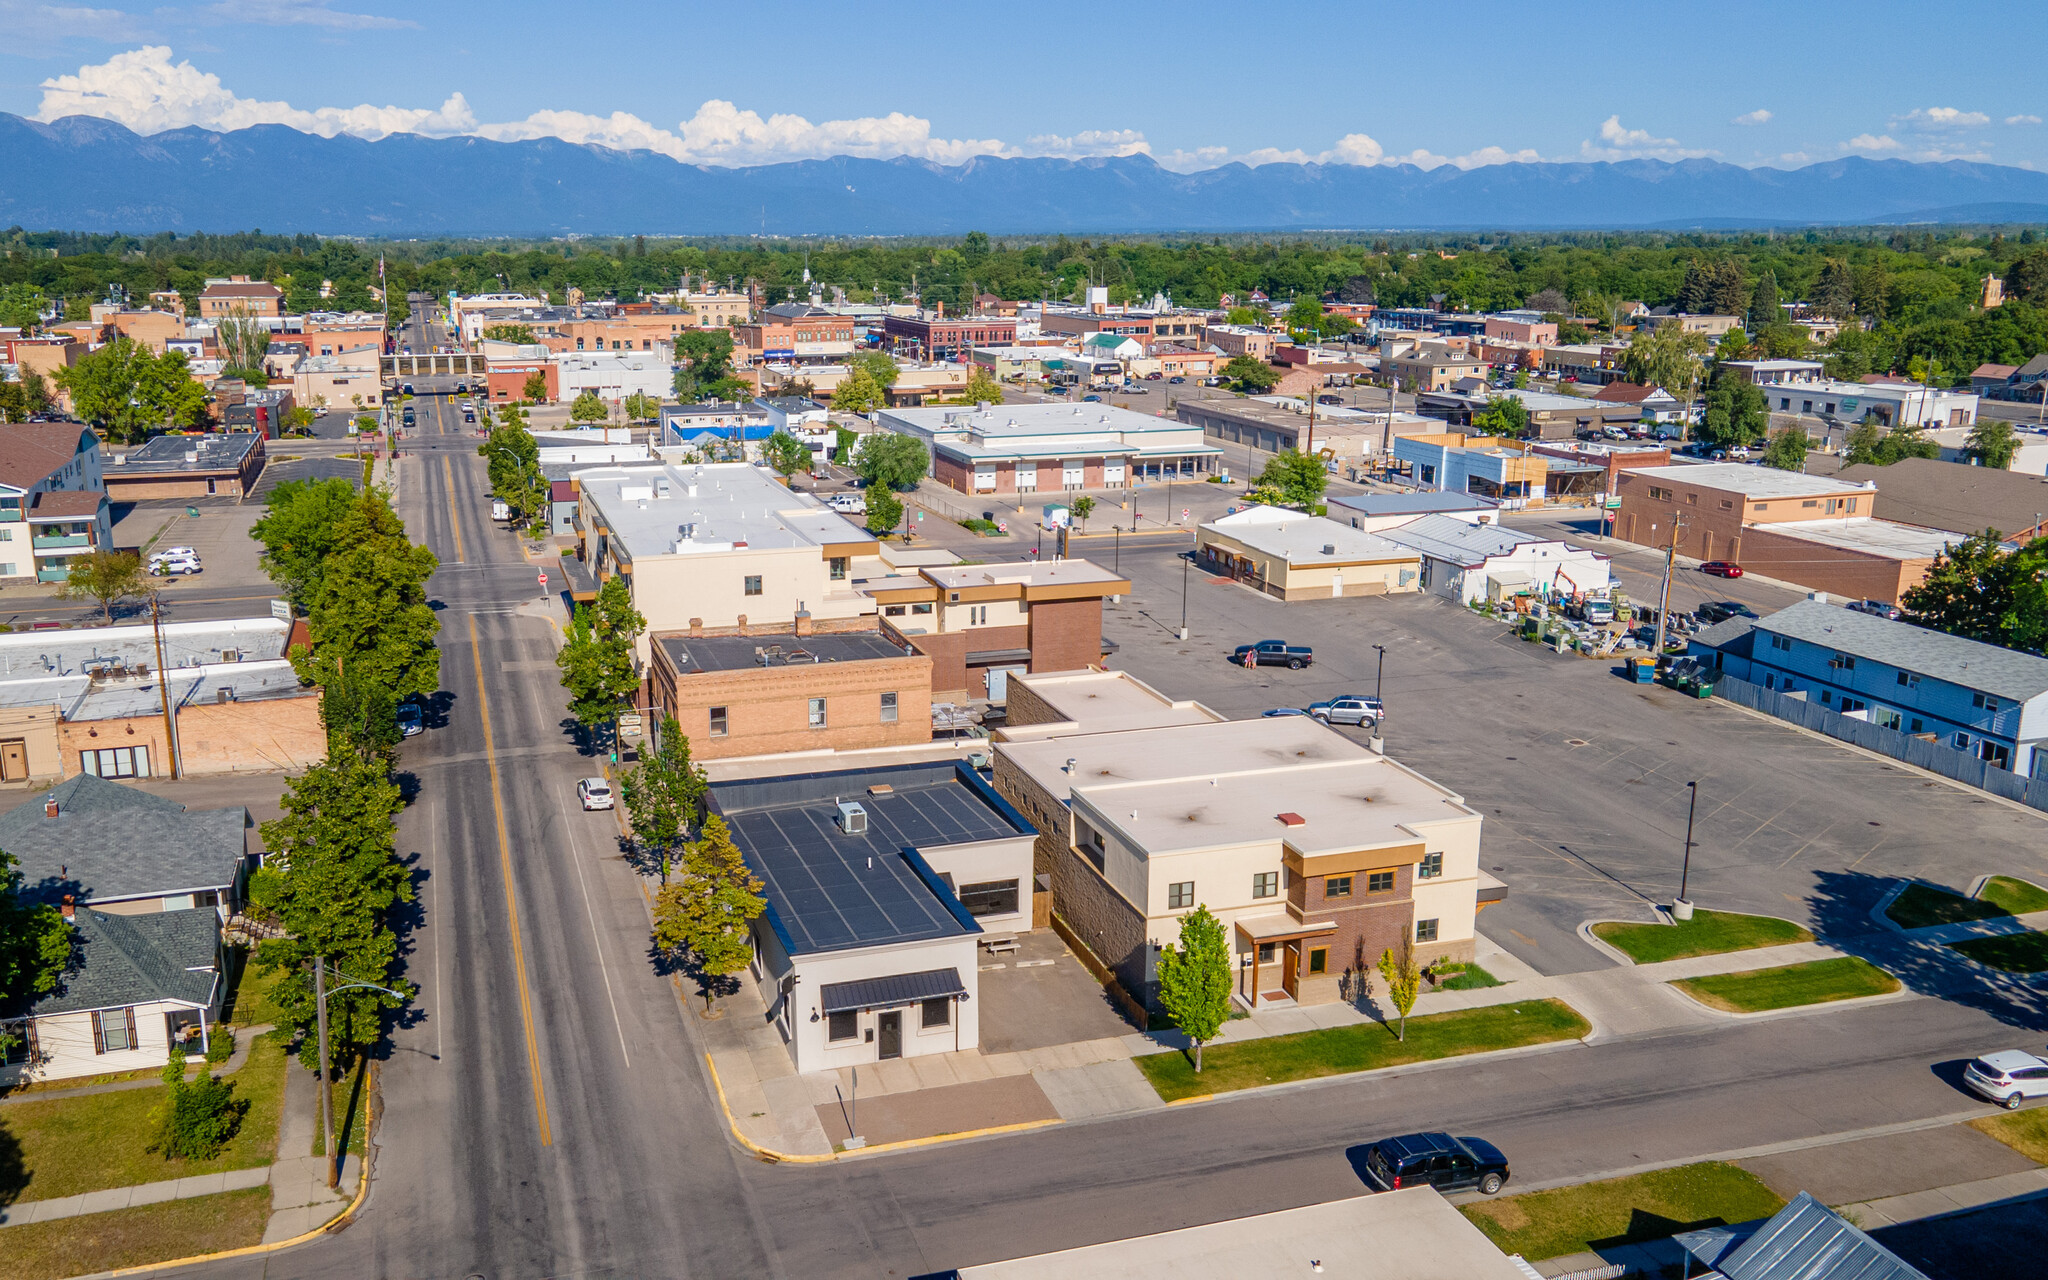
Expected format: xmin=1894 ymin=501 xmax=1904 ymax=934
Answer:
xmin=1307 ymin=695 xmax=1385 ymax=727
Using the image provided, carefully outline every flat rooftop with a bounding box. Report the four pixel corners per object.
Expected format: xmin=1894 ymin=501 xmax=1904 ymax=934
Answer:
xmin=995 ymin=669 xmax=1223 ymax=739
xmin=1000 ymin=716 xmax=1474 ymax=858
xmin=577 ymin=461 xmax=873 ymax=561
xmin=110 ymin=433 xmax=260 ymax=473
xmin=0 ymin=617 xmax=288 ymax=682
xmin=1765 ymin=517 xmax=1964 ymax=561
xmin=1202 ymin=507 xmax=1420 ymax=565
xmin=1328 ymin=491 xmax=1498 ymax=516
xmin=956 ymin=1187 xmax=1528 ymax=1279
xmin=712 ymin=760 xmax=1030 ymax=956
xmin=1622 ymin=462 xmax=1875 ymax=499
xmin=656 ymin=631 xmax=910 ymax=674
xmin=883 ymin=402 xmax=1200 ymax=440
xmin=1376 ymin=513 xmax=1545 ymax=567
xmin=922 ymin=559 xmax=1128 ymax=592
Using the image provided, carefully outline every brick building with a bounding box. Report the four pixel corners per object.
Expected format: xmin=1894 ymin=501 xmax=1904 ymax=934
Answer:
xmin=645 ymin=629 xmax=932 ymax=761
xmin=881 ymin=312 xmax=1018 ymax=359
xmin=862 ymin=559 xmax=1128 ymax=702
xmin=197 ymin=277 xmax=284 ymax=319
xmin=102 ymin=434 xmax=265 ymax=501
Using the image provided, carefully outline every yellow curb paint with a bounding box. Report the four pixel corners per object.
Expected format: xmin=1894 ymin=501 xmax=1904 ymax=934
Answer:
xmin=1165 ymin=1093 xmax=1213 ymax=1106
xmin=842 ymin=1118 xmax=1062 ymax=1156
xmin=703 ymin=1053 xmax=835 ymax=1165
xmin=100 ymin=1061 xmax=380 ymax=1276
xmin=442 ymin=454 xmax=465 ymax=564
xmin=469 ymin=614 xmax=552 ymax=1147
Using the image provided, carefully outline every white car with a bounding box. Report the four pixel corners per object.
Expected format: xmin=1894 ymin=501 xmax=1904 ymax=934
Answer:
xmin=1964 ymin=1051 xmax=2048 ymax=1109
xmin=577 ymin=777 xmax=615 ymax=811
xmin=151 ymin=557 xmax=202 ymax=576
xmin=150 ymin=546 xmax=197 ymax=562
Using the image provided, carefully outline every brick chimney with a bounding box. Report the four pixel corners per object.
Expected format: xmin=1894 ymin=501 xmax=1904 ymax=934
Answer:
xmin=794 ymin=609 xmax=813 ymax=637
xmin=61 ymin=894 xmax=74 ymax=921
xmin=45 ymin=795 xmax=59 ymax=819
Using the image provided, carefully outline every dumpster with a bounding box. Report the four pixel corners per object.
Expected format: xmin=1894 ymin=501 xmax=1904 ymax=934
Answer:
xmin=1630 ymin=657 xmax=1656 ymax=684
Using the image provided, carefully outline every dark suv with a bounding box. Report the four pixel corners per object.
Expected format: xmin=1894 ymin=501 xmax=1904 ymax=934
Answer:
xmin=1359 ymin=1132 xmax=1510 ymax=1195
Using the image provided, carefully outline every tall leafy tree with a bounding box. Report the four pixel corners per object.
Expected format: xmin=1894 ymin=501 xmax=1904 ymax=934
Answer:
xmin=831 ymin=367 xmax=885 ymax=415
xmin=1811 ymin=258 xmax=1857 ymax=319
xmin=254 ymin=757 xmax=413 ymax=1069
xmin=1761 ymin=427 xmax=1812 ymax=472
xmin=1707 ymin=259 xmax=1748 ymax=317
xmin=1902 ymin=533 xmax=2048 ymax=655
xmin=673 ymin=329 xmax=739 ymax=400
xmin=1963 ymin=419 xmax=2019 ymax=469
xmin=56 ymin=550 xmax=146 ymax=623
xmin=1696 ymin=374 xmax=1769 ymax=450
xmin=1471 ymin=395 xmax=1531 ymax=438
xmin=853 ymin=431 xmax=929 ymax=491
xmin=0 ymin=284 xmax=49 ymax=330
xmin=959 ymin=368 xmax=1004 ymax=405
xmin=252 ymin=477 xmax=359 ymax=610
xmin=0 ymin=847 xmax=74 ymax=1058
xmin=1746 ymin=272 xmax=1780 ymax=334
xmin=294 ymin=492 xmax=441 ymax=702
xmin=216 ymin=308 xmax=272 ymax=378
xmin=621 ymin=392 xmax=661 ymax=422
xmin=54 ymin=339 xmax=207 ymax=443
xmin=568 ymin=390 xmax=608 ymax=422
xmin=481 ymin=416 xmax=549 ymax=528
xmin=1255 ymin=449 xmax=1328 ymax=507
xmin=865 ymin=485 xmax=904 ymax=536
xmin=620 ymin=714 xmax=708 ymax=878
xmin=851 ymin=350 xmax=900 ymax=389
xmin=1222 ymin=355 xmax=1280 ymax=392
xmin=1843 ymin=422 xmax=1940 ymax=467
xmin=1622 ymin=325 xmax=1710 ymax=413
xmin=650 ymin=815 xmax=765 ymax=1012
xmin=556 ymin=577 xmax=645 ymax=730
xmin=761 ymin=430 xmax=813 ymax=479
xmin=1155 ymin=905 xmax=1230 ymax=1072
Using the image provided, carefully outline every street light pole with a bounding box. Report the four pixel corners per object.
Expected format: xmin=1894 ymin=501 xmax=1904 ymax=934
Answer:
xmin=1372 ymin=644 xmax=1386 ymax=703
xmin=1676 ymin=780 xmax=1699 ymax=920
xmin=312 ymin=957 xmax=405 ymax=1188
xmin=1178 ymin=550 xmax=1190 ymax=640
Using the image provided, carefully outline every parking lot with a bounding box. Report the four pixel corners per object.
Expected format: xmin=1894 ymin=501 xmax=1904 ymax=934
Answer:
xmin=1097 ymin=544 xmax=2048 ymax=977
xmin=110 ymin=498 xmax=272 ymax=595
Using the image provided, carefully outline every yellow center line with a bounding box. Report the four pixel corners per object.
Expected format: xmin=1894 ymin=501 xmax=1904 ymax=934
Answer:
xmin=468 ymin=613 xmax=552 ymax=1147
xmin=443 ymin=455 xmax=467 ymax=564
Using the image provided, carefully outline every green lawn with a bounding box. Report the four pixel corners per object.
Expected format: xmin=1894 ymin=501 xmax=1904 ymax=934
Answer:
xmin=221 ymin=956 xmax=291 ymax=1028
xmin=1886 ymin=882 xmax=2011 ymax=930
xmin=1672 ymin=957 xmax=1899 ymax=1013
xmin=1970 ymin=1109 xmax=2048 ymax=1164
xmin=1434 ymin=962 xmax=1503 ymax=991
xmin=1133 ymin=999 xmax=1588 ymax=1102
xmin=0 ymin=1029 xmax=288 ymax=1203
xmin=1461 ymin=1162 xmax=1787 ymax=1262
xmin=0 ymin=1186 xmax=270 ymax=1280
xmin=1978 ymin=877 xmax=2048 ymax=916
xmin=1949 ymin=930 xmax=2048 ymax=974
xmin=1592 ymin=910 xmax=1812 ymax=964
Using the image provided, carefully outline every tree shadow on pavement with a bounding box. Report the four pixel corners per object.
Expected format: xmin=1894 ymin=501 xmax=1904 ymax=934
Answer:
xmin=1806 ymin=868 xmax=2048 ymax=1036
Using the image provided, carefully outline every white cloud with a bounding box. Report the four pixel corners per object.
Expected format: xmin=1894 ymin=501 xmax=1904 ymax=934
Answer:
xmin=1896 ymin=107 xmax=1990 ymax=128
xmin=196 ymin=0 xmax=414 ymax=29
xmin=1843 ymin=133 xmax=1901 ymax=152
xmin=0 ymin=1 xmax=147 ymax=52
xmin=1731 ymin=109 xmax=1773 ymax=126
xmin=2008 ymin=114 xmax=2043 ymax=126
xmin=1579 ymin=115 xmax=1715 ymax=161
xmin=1022 ymin=129 xmax=1151 ymax=160
xmin=1153 ymin=133 xmax=1539 ymax=172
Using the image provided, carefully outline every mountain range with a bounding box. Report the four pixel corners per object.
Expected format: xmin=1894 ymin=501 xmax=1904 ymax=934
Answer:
xmin=6 ymin=113 xmax=2048 ymax=237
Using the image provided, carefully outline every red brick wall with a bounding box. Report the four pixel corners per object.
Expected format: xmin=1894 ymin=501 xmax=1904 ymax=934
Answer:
xmin=652 ymin=652 xmax=932 ymax=759
xmin=1026 ymin=598 xmax=1105 ymax=674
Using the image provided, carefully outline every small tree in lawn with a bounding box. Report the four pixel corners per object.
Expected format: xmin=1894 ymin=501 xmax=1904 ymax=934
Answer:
xmin=651 ymin=814 xmax=765 ymax=1013
xmin=58 ymin=550 xmax=147 ymax=623
xmin=1070 ymin=494 xmax=1096 ymax=531
xmin=865 ymin=484 xmax=904 ymax=537
xmin=568 ymin=390 xmax=608 ymax=422
xmin=1378 ymin=941 xmax=1421 ymax=1041
xmin=620 ymin=714 xmax=707 ymax=881
xmin=621 ymin=392 xmax=660 ymax=422
xmin=1761 ymin=427 xmax=1812 ymax=472
xmin=1156 ymin=905 xmax=1231 ymax=1072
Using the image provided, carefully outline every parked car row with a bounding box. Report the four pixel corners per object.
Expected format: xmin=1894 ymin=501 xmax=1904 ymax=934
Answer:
xmin=149 ymin=546 xmax=201 ymax=576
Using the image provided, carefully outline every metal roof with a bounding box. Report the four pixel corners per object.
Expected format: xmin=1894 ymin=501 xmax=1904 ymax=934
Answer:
xmin=1674 ymin=1192 xmax=1928 ymax=1280
xmin=1328 ymin=492 xmax=1499 ymax=517
xmin=820 ymin=967 xmax=966 ymax=1014
xmin=712 ymin=761 xmax=1028 ymax=956
xmin=1376 ymin=513 xmax=1544 ymax=567
xmin=1757 ymin=599 xmax=2048 ymax=703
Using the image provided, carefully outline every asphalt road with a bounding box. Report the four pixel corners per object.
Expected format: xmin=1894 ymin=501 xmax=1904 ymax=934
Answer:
xmin=129 ymin=401 xmax=2048 ymax=1279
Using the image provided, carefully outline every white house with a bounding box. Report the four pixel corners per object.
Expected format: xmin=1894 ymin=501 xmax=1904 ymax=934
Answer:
xmin=715 ymin=759 xmax=1037 ymax=1074
xmin=1378 ymin=513 xmax=1612 ymax=604
xmin=552 ymin=351 xmax=673 ymax=408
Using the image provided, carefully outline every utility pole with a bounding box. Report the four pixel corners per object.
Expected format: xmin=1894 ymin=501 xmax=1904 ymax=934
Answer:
xmin=1178 ymin=550 xmax=1190 ymax=641
xmin=315 ymin=955 xmax=332 ymax=1187
xmin=149 ymin=594 xmax=180 ymax=779
xmin=1652 ymin=512 xmax=1687 ymax=660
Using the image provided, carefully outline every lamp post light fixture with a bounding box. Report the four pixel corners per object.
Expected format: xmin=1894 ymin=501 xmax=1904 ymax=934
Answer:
xmin=1371 ymin=644 xmax=1386 ymax=704
xmin=1674 ymin=780 xmax=1699 ymax=922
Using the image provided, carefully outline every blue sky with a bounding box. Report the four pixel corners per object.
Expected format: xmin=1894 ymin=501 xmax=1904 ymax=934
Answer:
xmin=4 ymin=0 xmax=2044 ymax=171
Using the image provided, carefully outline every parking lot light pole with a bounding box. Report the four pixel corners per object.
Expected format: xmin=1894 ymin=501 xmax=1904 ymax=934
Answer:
xmin=1178 ymin=550 xmax=1190 ymax=640
xmin=1372 ymin=644 xmax=1386 ymax=704
xmin=1674 ymin=780 xmax=1699 ymax=921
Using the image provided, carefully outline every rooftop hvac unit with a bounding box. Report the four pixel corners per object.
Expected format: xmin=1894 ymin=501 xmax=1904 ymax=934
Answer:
xmin=1322 ymin=544 xmax=1336 ymax=555
xmin=835 ymin=801 xmax=868 ymax=835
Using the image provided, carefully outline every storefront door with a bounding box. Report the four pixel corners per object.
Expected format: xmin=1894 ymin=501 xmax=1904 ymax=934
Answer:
xmin=877 ymin=1011 xmax=903 ymax=1059
xmin=1281 ymin=943 xmax=1299 ymax=1001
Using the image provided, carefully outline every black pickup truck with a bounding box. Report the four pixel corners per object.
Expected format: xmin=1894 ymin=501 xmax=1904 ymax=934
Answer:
xmin=1230 ymin=639 xmax=1314 ymax=669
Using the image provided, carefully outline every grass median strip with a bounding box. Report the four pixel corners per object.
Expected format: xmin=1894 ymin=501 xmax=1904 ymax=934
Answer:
xmin=0 ymin=1029 xmax=288 ymax=1203
xmin=1886 ymin=881 xmax=2034 ymax=930
xmin=1461 ymin=1162 xmax=1786 ymax=1262
xmin=1950 ymin=930 xmax=2048 ymax=974
xmin=1978 ymin=876 xmax=2048 ymax=916
xmin=1592 ymin=909 xmax=1811 ymax=964
xmin=1970 ymin=1108 xmax=2048 ymax=1163
xmin=0 ymin=1186 xmax=270 ymax=1280
xmin=1133 ymin=999 xmax=1587 ymax=1103
xmin=1672 ymin=956 xmax=1898 ymax=1012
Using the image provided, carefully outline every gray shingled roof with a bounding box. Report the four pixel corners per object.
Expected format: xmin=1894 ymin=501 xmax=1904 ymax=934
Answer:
xmin=31 ymin=907 xmax=220 ymax=1016
xmin=0 ymin=774 xmax=246 ymax=905
xmin=1758 ymin=599 xmax=2048 ymax=703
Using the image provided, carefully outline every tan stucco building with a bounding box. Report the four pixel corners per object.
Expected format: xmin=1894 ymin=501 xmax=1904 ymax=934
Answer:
xmin=1196 ymin=506 xmax=1422 ymax=601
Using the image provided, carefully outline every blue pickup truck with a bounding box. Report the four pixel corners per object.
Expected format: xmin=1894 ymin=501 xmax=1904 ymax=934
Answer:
xmin=1230 ymin=639 xmax=1314 ymax=669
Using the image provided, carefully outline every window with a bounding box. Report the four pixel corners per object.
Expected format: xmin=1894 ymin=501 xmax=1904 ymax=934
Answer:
xmin=1307 ymin=947 xmax=1329 ymax=975
xmin=920 ymin=997 xmax=951 ymax=1029
xmin=885 ymin=604 xmax=907 ymax=616
xmin=1720 ymin=500 xmax=1733 ymax=510
xmin=1754 ymin=503 xmax=1768 ymax=512
xmin=1820 ymin=690 xmax=1832 ymax=705
xmin=1415 ymin=918 xmax=1440 ymax=943
xmin=957 ymin=879 xmax=1018 ymax=917
xmin=1833 ymin=652 xmax=1855 ymax=670
xmin=709 ymin=706 xmax=728 ymax=737
xmin=1418 ymin=852 xmax=1444 ymax=880
xmin=81 ymin=746 xmax=149 ymax=779
xmin=1897 ymin=672 xmax=1919 ymax=689
xmin=1910 ymin=718 xmax=1925 ymax=733
xmin=1953 ymin=731 xmax=1972 ymax=750
xmin=808 ymin=698 xmax=827 ymax=729
xmin=1324 ymin=875 xmax=1353 ymax=899
xmin=911 ymin=602 xmax=934 ymax=615
xmin=1367 ymin=870 xmax=1396 ymax=893
xmin=1252 ymin=871 xmax=1279 ymax=899
xmin=1974 ymin=693 xmax=2001 ymax=713
xmin=827 ymin=1010 xmax=858 ymax=1042
xmin=93 ymin=1008 xmax=137 ymax=1054
xmin=880 ymin=692 xmax=898 ymax=724
xmin=1685 ymin=493 xmax=1697 ymax=505
xmin=1257 ymin=942 xmax=1276 ymax=963
xmin=1167 ymin=881 xmax=1195 ymax=910
xmin=1770 ymin=634 xmax=1792 ymax=652
xmin=1802 ymin=499 xmax=1819 ymax=508
xmin=1874 ymin=708 xmax=1902 ymax=730
xmin=829 ymin=557 xmax=848 ymax=581
xmin=744 ymin=575 xmax=763 ymax=596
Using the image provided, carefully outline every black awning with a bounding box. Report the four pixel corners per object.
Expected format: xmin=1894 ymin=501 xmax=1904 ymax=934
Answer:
xmin=820 ymin=968 xmax=967 ymax=1015
xmin=965 ymin=648 xmax=1033 ymax=666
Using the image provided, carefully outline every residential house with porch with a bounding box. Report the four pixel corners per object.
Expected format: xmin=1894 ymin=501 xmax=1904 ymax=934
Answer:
xmin=992 ymin=688 xmax=1493 ymax=1012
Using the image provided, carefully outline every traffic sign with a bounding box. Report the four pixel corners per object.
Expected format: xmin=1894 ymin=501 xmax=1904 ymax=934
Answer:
xmin=538 ymin=572 xmax=548 ymax=588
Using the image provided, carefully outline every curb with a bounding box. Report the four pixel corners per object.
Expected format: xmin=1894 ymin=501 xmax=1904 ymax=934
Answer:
xmin=81 ymin=1060 xmax=379 ymax=1279
xmin=1662 ymin=972 xmax=1915 ymax=1021
xmin=1577 ymin=917 xmax=1665 ymax=966
xmin=1869 ymin=878 xmax=1913 ymax=933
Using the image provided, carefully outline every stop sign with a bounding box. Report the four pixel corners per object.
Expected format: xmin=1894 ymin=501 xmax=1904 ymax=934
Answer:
xmin=538 ymin=572 xmax=548 ymax=588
